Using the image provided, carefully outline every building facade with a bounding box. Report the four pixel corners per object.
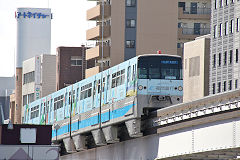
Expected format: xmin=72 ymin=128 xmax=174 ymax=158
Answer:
xmin=15 ymin=8 xmax=52 ymax=124
xmin=209 ymin=0 xmax=240 ymax=95
xmin=183 ymin=35 xmax=210 ymax=102
xmin=85 ymin=0 xmax=211 ymax=77
xmin=0 ymin=77 xmax=15 ymax=123
xmin=21 ymin=55 xmax=56 ymax=122
xmin=56 ymin=46 xmax=95 ymax=90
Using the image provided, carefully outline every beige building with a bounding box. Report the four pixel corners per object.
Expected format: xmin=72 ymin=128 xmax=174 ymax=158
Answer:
xmin=21 ymin=54 xmax=56 ymax=122
xmin=85 ymin=0 xmax=211 ymax=77
xmin=183 ymin=34 xmax=210 ymax=103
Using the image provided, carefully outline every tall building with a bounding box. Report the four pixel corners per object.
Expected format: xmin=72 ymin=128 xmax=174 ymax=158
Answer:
xmin=177 ymin=0 xmax=211 ymax=56
xmin=0 ymin=77 xmax=15 ymax=123
xmin=21 ymin=54 xmax=56 ymax=122
xmin=183 ymin=35 xmax=210 ymax=103
xmin=85 ymin=0 xmax=211 ymax=77
xmin=209 ymin=0 xmax=240 ymax=95
xmin=56 ymin=46 xmax=95 ymax=90
xmin=15 ymin=8 xmax=52 ymax=123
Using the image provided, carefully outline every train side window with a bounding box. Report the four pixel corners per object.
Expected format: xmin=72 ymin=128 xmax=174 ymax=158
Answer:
xmin=132 ymin=65 xmax=135 ymax=81
xmin=121 ymin=69 xmax=125 ymax=85
xmin=112 ymin=73 xmax=116 ymax=88
xmin=107 ymin=75 xmax=110 ymax=90
xmin=98 ymin=80 xmax=101 ymax=93
xmin=69 ymin=92 xmax=71 ymax=105
xmin=103 ymin=77 xmax=105 ymax=92
xmin=127 ymin=66 xmax=131 ymax=81
xmin=73 ymin=90 xmax=75 ymax=103
xmin=76 ymin=88 xmax=79 ymax=101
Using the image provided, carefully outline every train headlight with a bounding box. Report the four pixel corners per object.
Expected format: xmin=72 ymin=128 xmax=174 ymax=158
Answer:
xmin=138 ymin=85 xmax=143 ymax=90
xmin=178 ymin=86 xmax=183 ymax=91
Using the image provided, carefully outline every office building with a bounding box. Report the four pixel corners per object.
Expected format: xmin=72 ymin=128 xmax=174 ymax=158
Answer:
xmin=15 ymin=8 xmax=52 ymax=123
xmin=209 ymin=0 xmax=240 ymax=95
xmin=56 ymin=46 xmax=95 ymax=90
xmin=85 ymin=0 xmax=211 ymax=77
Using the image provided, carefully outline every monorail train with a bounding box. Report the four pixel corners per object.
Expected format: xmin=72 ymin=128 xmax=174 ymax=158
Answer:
xmin=23 ymin=54 xmax=183 ymax=147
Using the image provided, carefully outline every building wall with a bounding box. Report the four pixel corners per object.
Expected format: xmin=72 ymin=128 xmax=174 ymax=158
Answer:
xmin=56 ymin=46 xmax=94 ymax=90
xmin=9 ymin=92 xmax=15 ymax=123
xmin=41 ymin=55 xmax=56 ymax=97
xmin=110 ymin=0 xmax=125 ymax=66
xmin=183 ymin=35 xmax=210 ymax=102
xmin=15 ymin=68 xmax=22 ymax=124
xmin=136 ymin=0 xmax=178 ymax=56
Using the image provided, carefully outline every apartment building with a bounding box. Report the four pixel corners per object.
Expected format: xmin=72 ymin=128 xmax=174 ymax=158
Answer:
xmin=56 ymin=46 xmax=95 ymax=90
xmin=21 ymin=55 xmax=56 ymax=122
xmin=85 ymin=0 xmax=211 ymax=77
xmin=178 ymin=0 xmax=211 ymax=56
xmin=209 ymin=0 xmax=240 ymax=95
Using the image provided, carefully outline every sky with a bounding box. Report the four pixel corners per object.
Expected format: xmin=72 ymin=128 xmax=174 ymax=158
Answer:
xmin=0 ymin=0 xmax=95 ymax=77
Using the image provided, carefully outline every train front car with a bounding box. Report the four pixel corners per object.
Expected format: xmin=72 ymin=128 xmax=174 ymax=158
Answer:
xmin=137 ymin=54 xmax=183 ymax=112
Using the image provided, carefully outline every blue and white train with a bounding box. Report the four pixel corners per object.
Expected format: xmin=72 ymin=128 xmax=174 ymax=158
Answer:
xmin=23 ymin=54 xmax=183 ymax=148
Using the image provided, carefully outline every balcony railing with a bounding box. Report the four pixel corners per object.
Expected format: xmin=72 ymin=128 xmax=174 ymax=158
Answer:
xmin=181 ymin=27 xmax=210 ymax=35
xmin=180 ymin=7 xmax=211 ymax=15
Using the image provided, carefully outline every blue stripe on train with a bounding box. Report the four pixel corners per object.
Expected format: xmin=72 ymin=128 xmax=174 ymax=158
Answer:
xmin=52 ymin=103 xmax=134 ymax=138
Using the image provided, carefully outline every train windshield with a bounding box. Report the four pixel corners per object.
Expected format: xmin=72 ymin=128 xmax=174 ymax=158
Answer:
xmin=138 ymin=56 xmax=183 ymax=80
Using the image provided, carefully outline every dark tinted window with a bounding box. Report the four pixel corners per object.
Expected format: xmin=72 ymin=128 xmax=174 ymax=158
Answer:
xmin=138 ymin=56 xmax=182 ymax=80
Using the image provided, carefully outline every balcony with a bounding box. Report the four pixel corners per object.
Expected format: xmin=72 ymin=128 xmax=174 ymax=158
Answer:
xmin=178 ymin=27 xmax=210 ymax=40
xmin=86 ymin=25 xmax=111 ymax=40
xmin=85 ymin=66 xmax=100 ymax=78
xmin=87 ymin=3 xmax=111 ymax=20
xmin=85 ymin=64 xmax=109 ymax=78
xmin=178 ymin=7 xmax=210 ymax=20
xmin=86 ymin=45 xmax=110 ymax=60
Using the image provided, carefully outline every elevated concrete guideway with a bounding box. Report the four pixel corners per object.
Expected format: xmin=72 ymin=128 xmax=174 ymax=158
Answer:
xmin=61 ymin=90 xmax=240 ymax=159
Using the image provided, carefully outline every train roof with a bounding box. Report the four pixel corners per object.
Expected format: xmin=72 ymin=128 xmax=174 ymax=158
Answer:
xmin=136 ymin=54 xmax=181 ymax=58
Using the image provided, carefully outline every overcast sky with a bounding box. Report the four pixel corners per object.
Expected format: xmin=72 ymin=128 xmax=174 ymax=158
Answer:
xmin=0 ymin=0 xmax=95 ymax=77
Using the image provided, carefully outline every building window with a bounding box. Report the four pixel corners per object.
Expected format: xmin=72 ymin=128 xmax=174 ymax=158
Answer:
xmin=229 ymin=80 xmax=232 ymax=90
xmin=213 ymin=83 xmax=216 ymax=94
xmin=230 ymin=19 xmax=234 ymax=33
xmin=223 ymin=81 xmax=226 ymax=91
xmin=23 ymin=95 xmax=27 ymax=106
xmin=71 ymin=56 xmax=82 ymax=66
xmin=218 ymin=53 xmax=221 ymax=66
xmin=126 ymin=40 xmax=135 ymax=48
xmin=23 ymin=71 xmax=35 ymax=84
xmin=219 ymin=23 xmax=222 ymax=37
xmin=229 ymin=50 xmax=233 ymax=64
xmin=218 ymin=82 xmax=221 ymax=93
xmin=237 ymin=18 xmax=239 ymax=32
xmin=232 ymin=0 xmax=234 ymax=3
xmin=235 ymin=79 xmax=238 ymax=89
xmin=225 ymin=21 xmax=228 ymax=35
xmin=126 ymin=0 xmax=136 ymax=6
xmin=126 ymin=19 xmax=136 ymax=28
xmin=213 ymin=54 xmax=216 ymax=68
xmin=226 ymin=0 xmax=228 ymax=5
xmin=215 ymin=0 xmax=217 ymax=9
xmin=220 ymin=0 xmax=223 ymax=7
xmin=236 ymin=49 xmax=238 ymax=63
xmin=224 ymin=51 xmax=227 ymax=65
xmin=178 ymin=2 xmax=186 ymax=11
xmin=214 ymin=25 xmax=217 ymax=38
